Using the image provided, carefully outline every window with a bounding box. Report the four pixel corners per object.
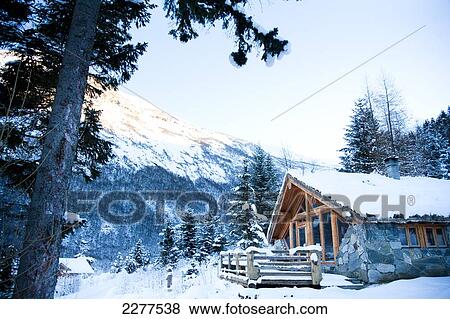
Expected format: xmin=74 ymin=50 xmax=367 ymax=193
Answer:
xmin=322 ymin=213 xmax=334 ymax=261
xmin=311 ymin=215 xmax=321 ymax=245
xmin=298 ymin=226 xmax=306 ymax=247
xmin=284 ymin=231 xmax=290 ymax=248
xmin=400 ymin=226 xmax=420 ymax=247
xmin=425 ymin=226 xmax=447 ymax=248
xmin=436 ymin=228 xmax=446 ymax=247
xmin=400 ymin=224 xmax=447 ymax=248
xmin=425 ymin=228 xmax=436 ymax=246
xmin=408 ymin=227 xmax=419 ymax=246
xmin=290 ymin=222 xmax=295 ymax=247
xmin=399 ymin=228 xmax=408 ymax=246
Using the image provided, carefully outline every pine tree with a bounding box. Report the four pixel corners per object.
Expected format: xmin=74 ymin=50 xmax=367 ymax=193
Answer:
xmin=435 ymin=109 xmax=450 ymax=179
xmin=195 ymin=215 xmax=215 ymax=263
xmin=421 ymin=120 xmax=447 ymax=178
xmin=0 ymin=0 xmax=153 ymax=187
xmin=124 ymin=239 xmax=150 ymax=274
xmin=339 ymin=98 xmax=384 ymax=173
xmin=263 ymin=153 xmax=280 ymax=215
xmin=158 ymin=223 xmax=178 ymax=267
xmin=10 ymin=0 xmax=155 ymax=298
xmin=400 ymin=131 xmax=421 ymax=176
xmin=110 ymin=252 xmax=124 ymax=273
xmin=251 ymin=146 xmax=268 ymax=213
xmin=250 ymin=146 xmax=279 ymax=221
xmin=179 ymin=212 xmax=197 ymax=260
xmin=212 ymin=233 xmax=227 ymax=254
xmin=74 ymin=107 xmax=113 ymax=182
xmin=394 ymin=109 xmax=450 ymax=179
xmin=211 ymin=216 xmax=228 ymax=254
xmin=9 ymin=0 xmax=295 ymax=299
xmin=229 ymin=162 xmax=267 ymax=250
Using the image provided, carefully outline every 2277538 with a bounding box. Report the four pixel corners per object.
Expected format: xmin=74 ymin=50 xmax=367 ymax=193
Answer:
xmin=122 ymin=303 xmax=180 ymax=315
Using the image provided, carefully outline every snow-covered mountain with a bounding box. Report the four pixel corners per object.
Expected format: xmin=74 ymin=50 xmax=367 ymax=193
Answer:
xmin=91 ymin=88 xmax=256 ymax=184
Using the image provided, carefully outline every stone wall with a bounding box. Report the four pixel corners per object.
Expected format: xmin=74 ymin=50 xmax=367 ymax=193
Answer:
xmin=336 ymin=223 xmax=450 ymax=283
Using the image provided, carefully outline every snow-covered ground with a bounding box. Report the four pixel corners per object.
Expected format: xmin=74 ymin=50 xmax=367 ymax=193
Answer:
xmin=58 ymin=262 xmax=450 ymax=299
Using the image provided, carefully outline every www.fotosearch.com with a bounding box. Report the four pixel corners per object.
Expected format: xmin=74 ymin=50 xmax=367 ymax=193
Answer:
xmin=121 ymin=301 xmax=328 ymax=316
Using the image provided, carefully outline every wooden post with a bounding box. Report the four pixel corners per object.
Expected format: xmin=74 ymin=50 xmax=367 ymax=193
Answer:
xmin=319 ymin=212 xmax=326 ymax=259
xmin=235 ymin=253 xmax=240 ymax=275
xmin=305 ymin=194 xmax=313 ymax=245
xmin=289 ymin=222 xmax=294 ymax=249
xmin=331 ymin=211 xmax=339 ymax=261
xmin=295 ymin=221 xmax=301 ymax=250
xmin=311 ymin=251 xmax=322 ymax=286
xmin=246 ymin=251 xmax=259 ymax=280
xmin=228 ymin=253 xmax=232 ymax=270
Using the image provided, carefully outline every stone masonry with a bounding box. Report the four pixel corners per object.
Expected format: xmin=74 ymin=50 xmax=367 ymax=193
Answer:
xmin=336 ymin=223 xmax=450 ymax=283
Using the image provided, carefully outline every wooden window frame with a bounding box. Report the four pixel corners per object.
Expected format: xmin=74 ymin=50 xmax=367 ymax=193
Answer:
xmin=400 ymin=224 xmax=448 ymax=248
xmin=426 ymin=226 xmax=447 ymax=248
xmin=403 ymin=225 xmax=420 ymax=248
xmin=424 ymin=227 xmax=437 ymax=247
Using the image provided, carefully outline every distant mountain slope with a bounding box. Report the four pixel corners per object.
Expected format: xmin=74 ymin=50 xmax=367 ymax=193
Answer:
xmin=91 ymin=89 xmax=256 ymax=184
xmin=91 ymin=88 xmax=332 ymax=185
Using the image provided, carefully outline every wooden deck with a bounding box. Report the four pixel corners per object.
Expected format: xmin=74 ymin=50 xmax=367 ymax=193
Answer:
xmin=218 ymin=247 xmax=322 ymax=288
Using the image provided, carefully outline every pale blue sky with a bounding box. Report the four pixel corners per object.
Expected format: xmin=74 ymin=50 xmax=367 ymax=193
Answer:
xmin=122 ymin=0 xmax=450 ymax=164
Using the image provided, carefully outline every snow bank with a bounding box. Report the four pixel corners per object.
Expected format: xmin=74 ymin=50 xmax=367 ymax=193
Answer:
xmin=288 ymin=169 xmax=450 ymax=218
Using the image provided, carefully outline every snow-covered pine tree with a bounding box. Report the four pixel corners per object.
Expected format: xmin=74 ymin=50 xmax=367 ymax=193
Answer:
xmin=263 ymin=153 xmax=280 ymax=214
xmin=410 ymin=125 xmax=429 ymax=177
xmin=158 ymin=223 xmax=178 ymax=267
xmin=250 ymin=146 xmax=269 ymax=215
xmin=339 ymin=98 xmax=384 ymax=173
xmin=195 ymin=216 xmax=215 ymax=264
xmin=435 ymin=109 xmax=450 ymax=179
xmin=110 ymin=252 xmax=124 ymax=273
xmin=179 ymin=211 xmax=197 ymax=260
xmin=421 ymin=119 xmax=447 ymax=179
xmin=74 ymin=107 xmax=113 ymax=182
xmin=212 ymin=234 xmax=227 ymax=254
xmin=229 ymin=161 xmax=267 ymax=250
xmin=124 ymin=239 xmax=150 ymax=274
xmin=399 ymin=131 xmax=421 ymax=176
xmin=250 ymin=146 xmax=279 ymax=222
xmin=212 ymin=216 xmax=228 ymax=254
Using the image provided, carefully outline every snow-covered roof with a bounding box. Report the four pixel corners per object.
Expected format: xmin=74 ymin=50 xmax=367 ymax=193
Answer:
xmin=59 ymin=257 xmax=94 ymax=275
xmin=287 ymin=169 xmax=450 ymax=218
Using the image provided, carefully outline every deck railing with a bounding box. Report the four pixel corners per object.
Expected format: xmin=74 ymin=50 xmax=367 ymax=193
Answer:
xmin=219 ymin=247 xmax=322 ymax=288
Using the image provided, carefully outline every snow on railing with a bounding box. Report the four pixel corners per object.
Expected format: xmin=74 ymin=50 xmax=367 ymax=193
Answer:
xmin=219 ymin=246 xmax=322 ymax=288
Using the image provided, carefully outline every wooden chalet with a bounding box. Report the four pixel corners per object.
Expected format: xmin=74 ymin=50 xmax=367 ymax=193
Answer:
xmin=267 ymin=169 xmax=450 ymax=283
xmin=267 ymin=172 xmax=363 ymax=264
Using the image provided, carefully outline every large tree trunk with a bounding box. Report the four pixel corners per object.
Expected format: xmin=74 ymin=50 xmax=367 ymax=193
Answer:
xmin=14 ymin=0 xmax=101 ymax=299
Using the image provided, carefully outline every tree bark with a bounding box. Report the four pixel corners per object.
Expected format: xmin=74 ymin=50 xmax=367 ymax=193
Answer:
xmin=14 ymin=0 xmax=101 ymax=298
